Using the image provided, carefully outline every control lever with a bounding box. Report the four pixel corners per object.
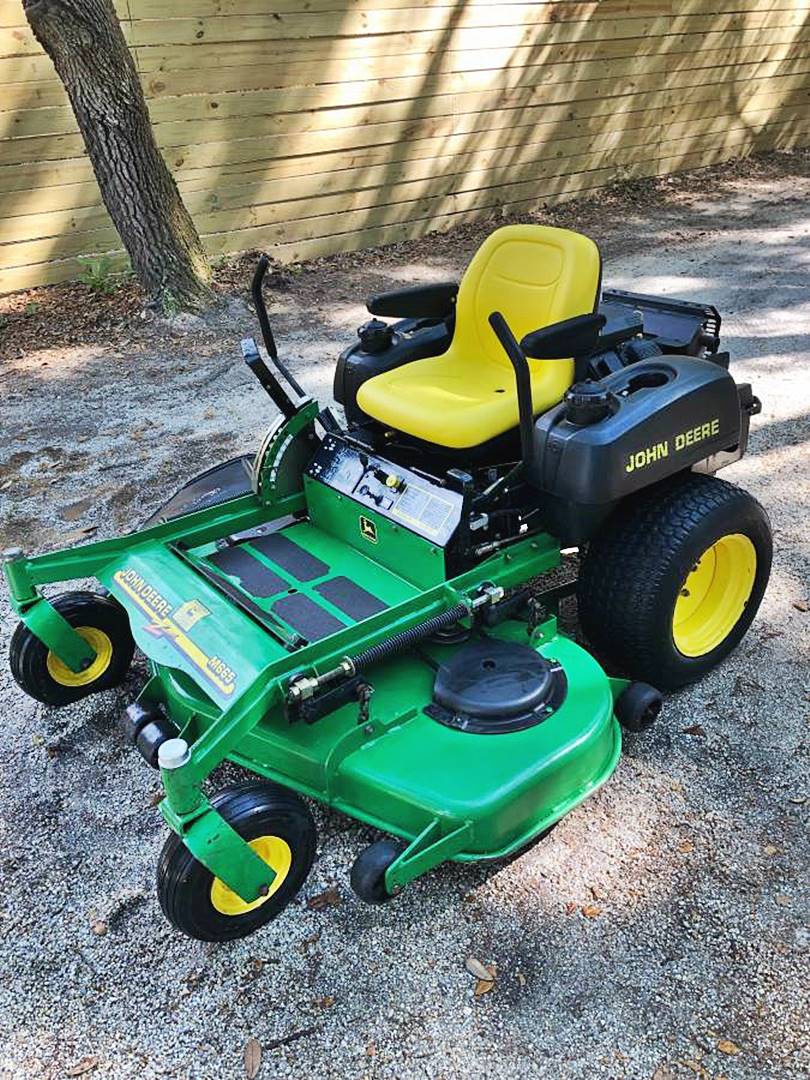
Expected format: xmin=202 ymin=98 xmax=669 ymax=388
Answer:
xmin=251 ymin=255 xmax=305 ymax=391
xmin=248 ymin=254 xmax=341 ymax=435
xmin=488 ymin=311 xmax=535 ymax=471
xmin=241 ymin=337 xmax=299 ymax=420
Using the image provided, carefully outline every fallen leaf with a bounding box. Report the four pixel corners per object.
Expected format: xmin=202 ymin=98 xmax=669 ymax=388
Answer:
xmin=651 ymin=1065 xmax=677 ymax=1080
xmin=581 ymin=903 xmax=601 ymax=919
xmin=241 ymin=958 xmax=265 ymax=984
xmin=300 ymin=929 xmax=321 ymax=953
xmin=792 ymin=600 xmax=809 ymax=612
xmin=147 ymin=788 xmax=163 ymax=808
xmin=64 ymin=525 xmax=98 ymax=543
xmin=244 ymin=1036 xmax=262 ymax=1079
xmin=473 ymin=964 xmax=497 ymax=997
xmin=516 ymin=972 xmax=526 ymax=987
xmin=678 ymin=839 xmax=695 ymax=854
xmin=682 ymin=724 xmax=706 ymax=737
xmin=90 ymin=919 xmax=107 ymax=936
xmin=66 ymin=1058 xmax=100 ymax=1077
xmin=465 ymin=956 xmax=493 ymax=981
xmin=306 ymin=886 xmax=341 ymax=911
xmin=63 ymin=497 xmax=96 ymax=522
xmin=565 ymin=901 xmax=578 ymax=915
xmin=589 ymin=884 xmax=606 ymax=900
xmin=313 ymin=995 xmax=335 ymax=1009
xmin=716 ymin=1039 xmax=740 ymax=1056
xmin=775 ymin=893 xmax=791 ymax=907
xmin=763 ymin=844 xmax=780 ymax=856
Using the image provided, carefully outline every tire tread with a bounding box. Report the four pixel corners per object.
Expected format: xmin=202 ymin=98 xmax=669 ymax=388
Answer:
xmin=577 ymin=473 xmax=771 ymax=688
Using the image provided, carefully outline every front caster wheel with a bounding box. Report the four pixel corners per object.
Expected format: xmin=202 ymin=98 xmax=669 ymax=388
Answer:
xmin=615 ymin=682 xmax=662 ymax=732
xmin=9 ymin=591 xmax=135 ymax=706
xmin=350 ymin=838 xmax=406 ymax=904
xmin=157 ymin=781 xmax=316 ymax=941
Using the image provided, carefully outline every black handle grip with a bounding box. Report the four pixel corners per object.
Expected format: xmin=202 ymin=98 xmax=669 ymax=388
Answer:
xmin=248 ymin=254 xmax=307 ymax=410
xmin=251 ymin=255 xmax=278 ymax=362
xmin=488 ymin=311 xmax=534 ymax=469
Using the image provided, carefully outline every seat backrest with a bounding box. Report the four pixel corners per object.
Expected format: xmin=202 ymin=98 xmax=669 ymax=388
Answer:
xmin=450 ymin=224 xmax=602 ymax=373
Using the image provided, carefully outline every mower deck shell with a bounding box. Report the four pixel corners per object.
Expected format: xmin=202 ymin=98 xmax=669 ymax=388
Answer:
xmin=146 ymin=622 xmax=620 ymax=862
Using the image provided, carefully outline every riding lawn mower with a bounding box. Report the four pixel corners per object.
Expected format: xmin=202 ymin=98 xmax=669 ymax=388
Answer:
xmin=4 ymin=225 xmax=772 ymax=940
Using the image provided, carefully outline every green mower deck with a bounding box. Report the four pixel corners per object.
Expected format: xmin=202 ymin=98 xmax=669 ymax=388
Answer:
xmin=6 ymin=466 xmax=623 ymax=905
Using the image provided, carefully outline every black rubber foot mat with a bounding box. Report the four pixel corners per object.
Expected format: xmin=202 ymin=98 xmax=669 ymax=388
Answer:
xmin=272 ymin=594 xmax=346 ymax=642
xmin=250 ymin=533 xmax=328 ymax=582
xmin=315 ymin=576 xmax=388 ymax=620
xmin=208 ymin=546 xmax=287 ymax=598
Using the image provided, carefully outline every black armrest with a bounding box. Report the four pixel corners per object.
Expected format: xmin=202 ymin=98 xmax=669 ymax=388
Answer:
xmin=520 ymin=312 xmax=606 ymax=359
xmin=367 ymin=281 xmax=458 ymax=319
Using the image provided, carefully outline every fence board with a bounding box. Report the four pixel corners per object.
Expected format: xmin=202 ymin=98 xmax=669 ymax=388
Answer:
xmin=1 ymin=0 xmax=809 ymax=292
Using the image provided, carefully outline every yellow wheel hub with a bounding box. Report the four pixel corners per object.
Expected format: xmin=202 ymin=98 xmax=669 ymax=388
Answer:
xmin=46 ymin=626 xmax=113 ymax=687
xmin=209 ymin=835 xmax=292 ymax=916
xmin=672 ymin=533 xmax=757 ymax=657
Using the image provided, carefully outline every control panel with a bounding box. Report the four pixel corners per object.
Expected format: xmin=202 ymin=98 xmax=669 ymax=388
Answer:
xmin=306 ymin=436 xmax=464 ymax=546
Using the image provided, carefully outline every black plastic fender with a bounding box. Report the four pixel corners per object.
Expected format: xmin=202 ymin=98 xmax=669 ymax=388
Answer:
xmin=531 ymin=357 xmax=741 ymax=506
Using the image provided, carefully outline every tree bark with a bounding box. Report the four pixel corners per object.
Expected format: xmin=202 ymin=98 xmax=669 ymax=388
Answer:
xmin=24 ymin=0 xmax=213 ymax=311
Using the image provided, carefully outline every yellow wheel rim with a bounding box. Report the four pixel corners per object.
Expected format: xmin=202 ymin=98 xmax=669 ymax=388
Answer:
xmin=46 ymin=626 xmax=113 ymax=687
xmin=672 ymin=534 xmax=757 ymax=657
xmin=209 ymin=835 xmax=292 ymax=916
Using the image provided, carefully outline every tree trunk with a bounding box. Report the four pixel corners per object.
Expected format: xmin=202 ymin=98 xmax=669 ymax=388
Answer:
xmin=24 ymin=0 xmax=213 ymax=312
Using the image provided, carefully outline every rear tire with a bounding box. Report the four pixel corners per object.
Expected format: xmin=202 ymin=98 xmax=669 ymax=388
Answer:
xmin=577 ymin=474 xmax=772 ymax=690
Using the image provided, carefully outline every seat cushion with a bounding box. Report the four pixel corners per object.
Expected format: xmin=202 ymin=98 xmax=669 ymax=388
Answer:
xmin=356 ymin=224 xmax=600 ymax=449
xmin=356 ymin=352 xmax=572 ymax=450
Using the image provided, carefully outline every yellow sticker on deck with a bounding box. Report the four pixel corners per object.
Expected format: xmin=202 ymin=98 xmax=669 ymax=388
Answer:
xmin=113 ymin=568 xmax=235 ymax=697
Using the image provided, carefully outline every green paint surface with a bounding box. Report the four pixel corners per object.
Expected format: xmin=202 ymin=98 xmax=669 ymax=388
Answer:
xmin=4 ymin=415 xmax=621 ymax=897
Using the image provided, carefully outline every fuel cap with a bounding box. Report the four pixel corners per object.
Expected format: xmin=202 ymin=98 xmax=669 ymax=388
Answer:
xmin=564 ymin=382 xmax=616 ymax=426
xmin=357 ymin=319 xmax=394 ymax=354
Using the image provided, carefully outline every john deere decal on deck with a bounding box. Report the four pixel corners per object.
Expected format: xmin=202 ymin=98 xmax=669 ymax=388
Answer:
xmin=113 ymin=568 xmax=237 ymax=698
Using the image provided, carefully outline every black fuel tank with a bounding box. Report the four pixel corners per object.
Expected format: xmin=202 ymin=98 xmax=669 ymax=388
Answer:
xmin=531 ymin=357 xmax=741 ymax=509
xmin=334 ymin=317 xmax=451 ymax=422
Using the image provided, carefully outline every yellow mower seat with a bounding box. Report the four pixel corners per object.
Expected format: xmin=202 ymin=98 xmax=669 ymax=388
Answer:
xmin=357 ymin=224 xmax=602 ymax=450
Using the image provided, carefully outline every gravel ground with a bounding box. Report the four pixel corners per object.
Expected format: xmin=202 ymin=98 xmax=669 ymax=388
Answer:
xmin=0 ymin=157 xmax=808 ymax=1080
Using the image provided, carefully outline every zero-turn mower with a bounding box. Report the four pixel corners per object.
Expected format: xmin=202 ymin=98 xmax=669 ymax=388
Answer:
xmin=5 ymin=225 xmax=772 ymax=940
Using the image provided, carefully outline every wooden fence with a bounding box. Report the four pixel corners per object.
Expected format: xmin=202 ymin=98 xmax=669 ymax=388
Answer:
xmin=1 ymin=0 xmax=810 ymax=294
